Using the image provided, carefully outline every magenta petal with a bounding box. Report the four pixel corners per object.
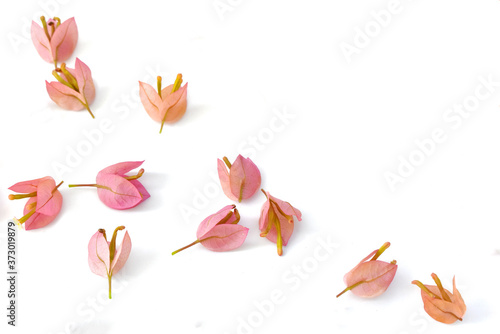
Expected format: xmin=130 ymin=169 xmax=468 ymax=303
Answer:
xmin=196 ymin=205 xmax=235 ymax=238
xmin=8 ymin=177 xmax=49 ymax=193
xmin=99 ymin=161 xmax=144 ymax=176
xmin=217 ymin=159 xmax=238 ymax=201
xmin=199 ymin=224 xmax=249 ymax=252
xmin=50 ymin=17 xmax=78 ymax=62
xmin=110 ymin=231 xmax=131 ymax=275
xmin=88 ymin=231 xmax=111 ymax=277
xmin=96 ymin=175 xmax=142 ymax=210
xmin=30 ymin=21 xmax=52 ymax=63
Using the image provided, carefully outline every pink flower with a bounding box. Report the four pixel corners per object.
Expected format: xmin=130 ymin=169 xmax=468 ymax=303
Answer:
xmin=139 ymin=74 xmax=188 ymax=133
xmin=336 ymin=242 xmax=398 ymax=298
xmin=45 ymin=58 xmax=96 ymax=118
xmin=218 ymin=155 xmax=261 ymax=202
xmin=8 ymin=177 xmax=63 ymax=230
xmin=68 ymin=161 xmax=150 ymax=210
xmin=88 ymin=226 xmax=131 ymax=299
xmin=31 ymin=16 xmax=78 ymax=67
xmin=172 ymin=205 xmax=248 ymax=255
xmin=412 ymin=274 xmax=466 ymax=324
xmin=259 ymin=190 xmax=302 ymax=256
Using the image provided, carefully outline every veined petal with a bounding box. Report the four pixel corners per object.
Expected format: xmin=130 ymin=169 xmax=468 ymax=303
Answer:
xmin=96 ymin=175 xmax=143 ymax=210
xmin=88 ymin=230 xmax=110 ymax=277
xmin=73 ymin=58 xmax=95 ymax=105
xmin=23 ymin=197 xmax=59 ymax=230
xmin=230 ymin=155 xmax=261 ymax=201
xmin=217 ymin=159 xmax=238 ymax=201
xmin=139 ymin=81 xmax=163 ymax=122
xmin=30 ymin=21 xmax=53 ymax=63
xmin=110 ymin=231 xmax=131 ymax=275
xmin=50 ymin=17 xmax=78 ymax=62
xmin=160 ymin=83 xmax=188 ymax=124
xmin=8 ymin=176 xmax=50 ymax=193
xmin=343 ymin=261 xmax=398 ymax=298
xmin=196 ymin=205 xmax=235 ymax=239
xmin=98 ymin=161 xmax=144 ymax=177
xmin=46 ymin=80 xmax=86 ymax=110
xmin=199 ymin=224 xmax=249 ymax=252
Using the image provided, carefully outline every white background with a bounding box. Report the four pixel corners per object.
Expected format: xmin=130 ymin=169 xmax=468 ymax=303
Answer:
xmin=1 ymin=0 xmax=500 ymax=333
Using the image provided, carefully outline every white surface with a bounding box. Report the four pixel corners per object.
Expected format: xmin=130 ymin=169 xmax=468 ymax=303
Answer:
xmin=1 ymin=0 xmax=500 ymax=333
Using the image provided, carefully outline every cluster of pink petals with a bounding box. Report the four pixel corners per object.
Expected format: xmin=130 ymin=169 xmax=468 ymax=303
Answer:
xmin=8 ymin=176 xmax=63 ymax=230
xmin=337 ymin=242 xmax=398 ymax=298
xmin=139 ymin=74 xmax=188 ymax=133
xmin=172 ymin=205 xmax=248 ymax=255
xmin=412 ymin=274 xmax=466 ymax=324
xmin=259 ymin=190 xmax=302 ymax=256
xmin=69 ymin=161 xmax=150 ymax=210
xmin=218 ymin=155 xmax=261 ymax=202
xmin=45 ymin=58 xmax=96 ymax=117
xmin=31 ymin=16 xmax=78 ymax=65
xmin=88 ymin=226 xmax=131 ymax=299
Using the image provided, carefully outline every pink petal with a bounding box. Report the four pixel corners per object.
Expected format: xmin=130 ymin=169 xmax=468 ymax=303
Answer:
xmin=96 ymin=174 xmax=143 ymax=210
xmin=196 ymin=205 xmax=236 ymax=239
xmin=230 ymin=155 xmax=261 ymax=201
xmin=31 ymin=21 xmax=53 ymax=62
xmin=128 ymin=180 xmax=150 ymax=203
xmin=139 ymin=81 xmax=163 ymax=122
xmin=73 ymin=58 xmax=95 ymax=106
xmin=160 ymin=83 xmax=188 ymax=124
xmin=45 ymin=81 xmax=86 ymax=110
xmin=217 ymin=159 xmax=238 ymax=201
xmin=269 ymin=193 xmax=302 ymax=221
xmin=258 ymin=199 xmax=270 ymax=230
xmin=50 ymin=17 xmax=78 ymax=62
xmin=23 ymin=197 xmax=59 ymax=230
xmin=88 ymin=231 xmax=110 ymax=277
xmin=264 ymin=203 xmax=295 ymax=246
xmin=199 ymin=224 xmax=249 ymax=252
xmin=34 ymin=177 xmax=56 ymax=213
xmin=110 ymin=231 xmax=131 ymax=275
xmin=8 ymin=176 xmax=50 ymax=193
xmin=99 ymin=161 xmax=144 ymax=177
xmin=343 ymin=261 xmax=398 ymax=298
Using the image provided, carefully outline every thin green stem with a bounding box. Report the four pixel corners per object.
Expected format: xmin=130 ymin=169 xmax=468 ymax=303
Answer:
xmin=172 ymin=240 xmax=200 ymax=255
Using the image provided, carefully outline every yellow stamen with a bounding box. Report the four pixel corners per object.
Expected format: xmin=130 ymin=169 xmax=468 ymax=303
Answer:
xmin=371 ymin=242 xmax=391 ymax=261
xmin=171 ymin=73 xmax=183 ymax=93
xmin=412 ymin=280 xmax=440 ymax=299
xmin=9 ymin=192 xmax=37 ymax=200
xmin=40 ymin=16 xmax=51 ymax=41
xmin=431 ymin=273 xmax=452 ymax=302
xmin=124 ymin=169 xmax=144 ymax=181
xmin=157 ymin=76 xmax=162 ymax=98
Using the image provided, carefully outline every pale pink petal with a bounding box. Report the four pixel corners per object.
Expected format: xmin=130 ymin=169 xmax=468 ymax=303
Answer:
xmin=8 ymin=177 xmax=49 ymax=193
xmin=23 ymin=197 xmax=58 ymax=230
xmin=50 ymin=17 xmax=78 ymax=62
xmin=343 ymin=261 xmax=398 ymax=298
xmin=139 ymin=81 xmax=164 ymax=122
xmin=199 ymin=224 xmax=249 ymax=252
xmin=34 ymin=177 xmax=56 ymax=213
xmin=46 ymin=81 xmax=86 ymax=110
xmin=230 ymin=155 xmax=261 ymax=201
xmin=88 ymin=231 xmax=110 ymax=277
xmin=264 ymin=203 xmax=295 ymax=246
xmin=218 ymin=159 xmax=238 ymax=201
xmin=269 ymin=193 xmax=302 ymax=221
xmin=110 ymin=231 xmax=131 ymax=275
xmin=421 ymin=292 xmax=464 ymax=324
xmin=96 ymin=175 xmax=142 ymax=210
xmin=160 ymin=83 xmax=188 ymax=124
xmin=31 ymin=21 xmax=53 ymax=63
xmin=196 ymin=205 xmax=235 ymax=239
xmin=72 ymin=58 xmax=95 ymax=105
xmin=258 ymin=199 xmax=270 ymax=230
xmin=99 ymin=161 xmax=144 ymax=177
